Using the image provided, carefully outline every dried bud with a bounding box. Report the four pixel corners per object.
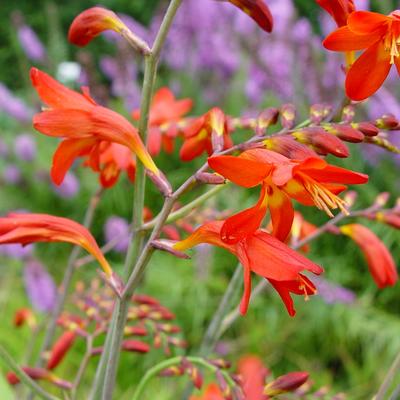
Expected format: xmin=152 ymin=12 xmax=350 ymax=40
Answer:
xmin=195 ymin=172 xmax=226 ymax=185
xmin=351 ymin=122 xmax=379 ymax=137
xmin=292 ymin=128 xmax=349 ymax=158
xmin=14 ymin=308 xmax=36 ymax=329
xmin=280 ymin=104 xmax=296 ymax=129
xmin=264 ymin=135 xmax=317 ymax=159
xmin=264 ymin=371 xmax=309 ymax=396
xmin=121 ymin=340 xmax=150 ymax=353
xmin=341 ymin=105 xmax=355 ymax=123
xmin=310 ymin=104 xmax=332 ymax=124
xmin=147 ymin=170 xmax=172 ymax=197
xmin=47 ymin=331 xmax=76 ymax=370
xmin=151 ymin=239 xmax=190 ymax=259
xmin=323 ymin=124 xmax=364 ymax=143
xmin=375 ymin=114 xmax=399 ymax=130
xmin=256 ymin=108 xmax=279 ymax=135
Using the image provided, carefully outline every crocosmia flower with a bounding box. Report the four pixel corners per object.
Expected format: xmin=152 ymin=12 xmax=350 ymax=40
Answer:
xmin=30 ymin=68 xmax=159 ymax=186
xmin=68 ymin=7 xmax=127 ymax=46
xmin=132 ymin=87 xmax=193 ymax=156
xmin=0 ymin=213 xmax=113 ymax=279
xmin=222 ymin=0 xmax=273 ymax=33
xmin=323 ymin=10 xmax=400 ymax=100
xmin=340 ymin=223 xmax=398 ymax=288
xmin=180 ymin=107 xmax=233 ymax=161
xmin=209 ymin=149 xmax=368 ymax=242
xmin=174 ymin=220 xmax=323 ymax=316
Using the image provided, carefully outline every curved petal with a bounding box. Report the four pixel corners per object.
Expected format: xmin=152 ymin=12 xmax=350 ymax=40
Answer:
xmin=303 ymin=164 xmax=368 ymax=184
xmin=347 ymin=11 xmax=390 ymax=35
xmin=180 ymin=136 xmax=207 ymax=161
xmin=268 ymin=185 xmax=294 ymax=242
xmin=323 ymin=26 xmax=380 ymax=51
xmin=51 ymin=138 xmax=96 ymax=185
xmin=208 ymin=155 xmax=272 ymax=188
xmin=236 ymin=243 xmax=253 ymax=316
xmin=346 ymin=41 xmax=392 ymax=101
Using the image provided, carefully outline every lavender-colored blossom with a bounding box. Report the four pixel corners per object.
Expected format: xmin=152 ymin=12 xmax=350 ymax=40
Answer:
xmin=17 ymin=25 xmax=47 ymax=62
xmin=0 ymin=83 xmax=33 ymax=123
xmin=0 ymin=139 xmax=9 ymax=157
xmin=314 ymin=277 xmax=356 ymax=305
xmin=104 ymin=216 xmax=130 ymax=253
xmin=0 ymin=243 xmax=33 ymax=260
xmin=14 ymin=134 xmax=37 ymax=162
xmin=23 ymin=260 xmax=57 ymax=313
xmin=53 ymin=172 xmax=80 ymax=198
xmin=3 ymin=164 xmax=21 ymax=184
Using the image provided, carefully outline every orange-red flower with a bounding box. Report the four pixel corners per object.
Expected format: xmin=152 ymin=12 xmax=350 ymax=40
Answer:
xmin=30 ymin=67 xmax=159 ymax=186
xmin=47 ymin=331 xmax=76 ymax=370
xmin=132 ymin=87 xmax=193 ymax=156
xmin=0 ymin=213 xmax=113 ymax=278
xmin=340 ymin=224 xmax=398 ymax=288
xmin=180 ymin=108 xmax=233 ymax=161
xmin=323 ymin=10 xmax=400 ymax=100
xmin=174 ymin=220 xmax=323 ymax=316
xmin=224 ymin=0 xmax=273 ymax=33
xmin=238 ymin=355 xmax=269 ymax=400
xmin=209 ymin=149 xmax=368 ymax=242
xmin=316 ymin=0 xmax=355 ymax=27
xmin=189 ymin=383 xmax=223 ymax=400
xmin=68 ymin=7 xmax=126 ymax=46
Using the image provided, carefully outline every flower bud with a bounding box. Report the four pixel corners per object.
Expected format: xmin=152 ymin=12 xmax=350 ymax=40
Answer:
xmin=375 ymin=114 xmax=399 ymax=130
xmin=14 ymin=308 xmax=36 ymax=329
xmin=264 ymin=135 xmax=317 ymax=159
xmin=351 ymin=122 xmax=379 ymax=137
xmin=121 ymin=340 xmax=150 ymax=353
xmin=47 ymin=331 xmax=76 ymax=370
xmin=264 ymin=371 xmax=309 ymax=396
xmin=280 ymin=103 xmax=296 ymax=129
xmin=310 ymin=104 xmax=332 ymax=124
xmin=256 ymin=108 xmax=279 ymax=136
xmin=323 ymin=124 xmax=364 ymax=143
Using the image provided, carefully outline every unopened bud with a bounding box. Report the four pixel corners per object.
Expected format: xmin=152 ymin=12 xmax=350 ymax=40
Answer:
xmin=341 ymin=105 xmax=355 ymax=123
xmin=280 ymin=104 xmax=296 ymax=129
xmin=351 ymin=122 xmax=379 ymax=137
xmin=256 ymin=108 xmax=279 ymax=135
xmin=159 ymin=365 xmax=185 ymax=377
xmin=121 ymin=340 xmax=150 ymax=353
xmin=323 ymin=123 xmax=364 ymax=143
xmin=124 ymin=325 xmax=148 ymax=336
xmin=310 ymin=104 xmax=332 ymax=124
xmin=375 ymin=114 xmax=399 ymax=130
xmin=147 ymin=170 xmax=172 ymax=197
xmin=196 ymin=172 xmax=226 ymax=185
xmin=264 ymin=135 xmax=317 ymax=159
xmin=47 ymin=331 xmax=76 ymax=370
xmin=264 ymin=371 xmax=309 ymax=396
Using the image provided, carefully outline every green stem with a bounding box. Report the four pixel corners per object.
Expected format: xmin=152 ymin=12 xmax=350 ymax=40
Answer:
xmin=0 ymin=345 xmax=60 ymax=400
xmin=131 ymin=356 xmax=236 ymax=400
xmin=375 ymin=352 xmax=400 ymax=400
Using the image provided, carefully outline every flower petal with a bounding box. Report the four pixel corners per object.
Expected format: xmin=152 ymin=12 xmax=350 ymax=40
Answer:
xmin=323 ymin=26 xmax=379 ymax=51
xmin=347 ymin=11 xmax=390 ymax=35
xmin=345 ymin=41 xmax=392 ymax=101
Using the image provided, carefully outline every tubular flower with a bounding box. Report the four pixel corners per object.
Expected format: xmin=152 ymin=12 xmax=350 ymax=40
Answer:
xmin=222 ymin=0 xmax=273 ymax=33
xmin=30 ymin=67 xmax=159 ymax=186
xmin=316 ymin=0 xmax=355 ymax=27
xmin=68 ymin=7 xmax=126 ymax=46
xmin=180 ymin=108 xmax=233 ymax=161
xmin=323 ymin=10 xmax=400 ymax=100
xmin=340 ymin=224 xmax=398 ymax=288
xmin=0 ymin=213 xmax=113 ymax=278
xmin=132 ymin=87 xmax=193 ymax=156
xmin=174 ymin=221 xmax=323 ymax=316
xmin=189 ymin=383 xmax=223 ymax=400
xmin=209 ymin=149 xmax=368 ymax=242
xmin=238 ymin=356 xmax=269 ymax=400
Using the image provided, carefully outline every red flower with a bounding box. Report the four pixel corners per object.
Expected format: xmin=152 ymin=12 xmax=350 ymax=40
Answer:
xmin=340 ymin=224 xmax=398 ymax=288
xmin=316 ymin=0 xmax=355 ymax=27
xmin=209 ymin=149 xmax=367 ymax=243
xmin=174 ymin=220 xmax=323 ymax=316
xmin=238 ymin=356 xmax=269 ymax=400
xmin=323 ymin=10 xmax=400 ymax=100
xmin=68 ymin=7 xmax=126 ymax=46
xmin=30 ymin=67 xmax=159 ymax=186
xmin=132 ymin=87 xmax=193 ymax=156
xmin=224 ymin=0 xmax=273 ymax=33
xmin=47 ymin=331 xmax=76 ymax=370
xmin=189 ymin=383 xmax=223 ymax=400
xmin=264 ymin=371 xmax=309 ymax=396
xmin=0 ymin=213 xmax=113 ymax=279
xmin=180 ymin=108 xmax=233 ymax=161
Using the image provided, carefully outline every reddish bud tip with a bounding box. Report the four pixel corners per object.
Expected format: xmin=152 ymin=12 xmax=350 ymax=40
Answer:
xmin=121 ymin=340 xmax=150 ymax=353
xmin=47 ymin=331 xmax=76 ymax=370
xmin=264 ymin=371 xmax=309 ymax=396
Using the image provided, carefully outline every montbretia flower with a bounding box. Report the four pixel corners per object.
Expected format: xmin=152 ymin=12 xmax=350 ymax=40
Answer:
xmin=47 ymin=331 xmax=76 ymax=370
xmin=264 ymin=371 xmax=309 ymax=396
xmin=189 ymin=383 xmax=222 ymax=400
xmin=30 ymin=67 xmax=159 ymax=186
xmin=340 ymin=224 xmax=398 ymax=288
xmin=180 ymin=108 xmax=233 ymax=161
xmin=174 ymin=220 xmax=323 ymax=316
xmin=209 ymin=149 xmax=368 ymax=242
xmin=316 ymin=0 xmax=355 ymax=27
xmin=222 ymin=0 xmax=273 ymax=33
xmin=132 ymin=87 xmax=193 ymax=156
xmin=238 ymin=355 xmax=269 ymax=400
xmin=0 ymin=213 xmax=113 ymax=279
xmin=323 ymin=10 xmax=400 ymax=100
xmin=68 ymin=7 xmax=126 ymax=46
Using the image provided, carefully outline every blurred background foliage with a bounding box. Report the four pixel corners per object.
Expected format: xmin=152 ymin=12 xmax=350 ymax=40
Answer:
xmin=1 ymin=0 xmax=400 ymax=399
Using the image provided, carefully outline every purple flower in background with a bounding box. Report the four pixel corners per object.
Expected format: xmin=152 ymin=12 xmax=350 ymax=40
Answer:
xmin=0 ymin=83 xmax=33 ymax=123
xmin=53 ymin=172 xmax=79 ymax=198
xmin=104 ymin=216 xmax=130 ymax=253
xmin=14 ymin=134 xmax=37 ymax=162
xmin=0 ymin=243 xmax=33 ymax=260
xmin=17 ymin=25 xmax=47 ymax=62
xmin=23 ymin=260 xmax=57 ymax=313
xmin=314 ymin=277 xmax=356 ymax=305
xmin=0 ymin=139 xmax=9 ymax=157
xmin=3 ymin=164 xmax=21 ymax=184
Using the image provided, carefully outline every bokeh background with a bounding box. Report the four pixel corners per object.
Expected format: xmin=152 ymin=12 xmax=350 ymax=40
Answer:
xmin=1 ymin=0 xmax=400 ymax=399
